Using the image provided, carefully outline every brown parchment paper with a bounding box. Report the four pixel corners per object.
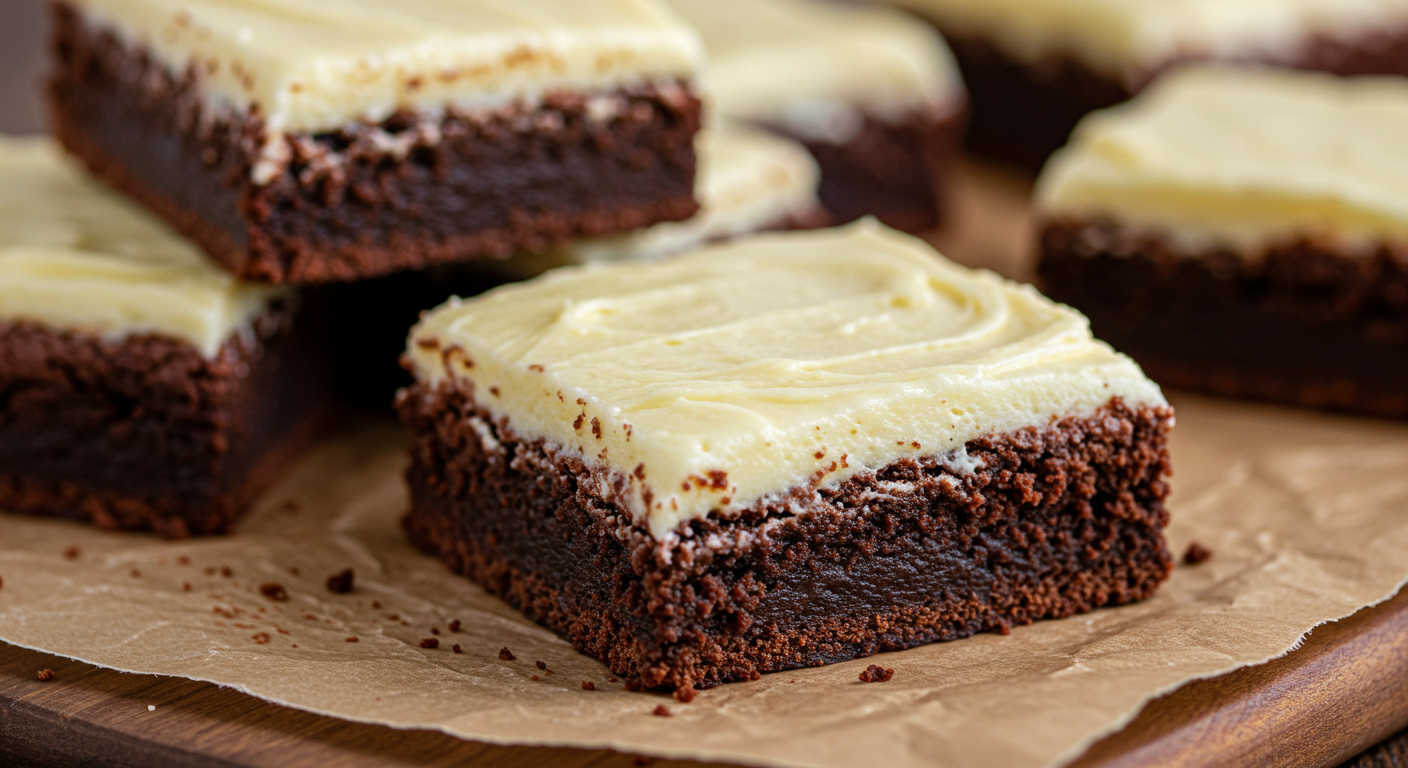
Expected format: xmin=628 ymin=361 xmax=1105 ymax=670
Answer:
xmin=1 ymin=392 xmax=1408 ymax=768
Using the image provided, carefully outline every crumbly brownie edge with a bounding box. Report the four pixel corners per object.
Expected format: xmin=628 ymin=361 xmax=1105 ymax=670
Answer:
xmin=937 ymin=26 xmax=1408 ymax=168
xmin=771 ymin=100 xmax=966 ymax=234
xmin=397 ymin=379 xmax=1174 ymax=694
xmin=1037 ymin=218 xmax=1408 ymax=419
xmin=47 ymin=0 xmax=703 ymax=285
xmin=0 ymin=301 xmax=336 ymax=537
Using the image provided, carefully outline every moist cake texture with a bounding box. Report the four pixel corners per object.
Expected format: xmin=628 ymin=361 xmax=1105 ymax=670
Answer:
xmin=399 ymin=223 xmax=1174 ymax=693
xmin=49 ymin=0 xmax=706 ymax=283
xmin=664 ymin=0 xmax=966 ymax=231
xmin=881 ymin=0 xmax=1408 ymax=165
xmin=0 ymin=136 xmax=332 ymax=536
xmin=1037 ymin=68 xmax=1408 ymax=417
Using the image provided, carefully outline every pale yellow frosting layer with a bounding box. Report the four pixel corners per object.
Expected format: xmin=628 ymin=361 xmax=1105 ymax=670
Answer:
xmin=408 ymin=221 xmax=1164 ymax=539
xmin=519 ymin=123 xmax=819 ymax=272
xmin=665 ymin=0 xmax=962 ymax=142
xmin=73 ymin=0 xmax=704 ymax=135
xmin=881 ymin=0 xmax=1408 ymax=80
xmin=0 ymin=136 xmax=281 ymax=356
xmin=1037 ymin=67 xmax=1408 ymax=252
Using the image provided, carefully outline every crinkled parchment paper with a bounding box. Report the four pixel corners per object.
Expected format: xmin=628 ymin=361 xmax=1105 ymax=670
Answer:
xmin=1 ymin=392 xmax=1407 ymax=768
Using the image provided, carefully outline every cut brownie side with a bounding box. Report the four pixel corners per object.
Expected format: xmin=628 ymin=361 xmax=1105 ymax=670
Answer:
xmin=1039 ymin=220 xmax=1408 ymax=419
xmin=48 ymin=1 xmax=703 ymax=284
xmin=400 ymin=383 xmax=1173 ymax=693
xmin=785 ymin=104 xmax=965 ymax=233
xmin=0 ymin=301 xmax=333 ymax=537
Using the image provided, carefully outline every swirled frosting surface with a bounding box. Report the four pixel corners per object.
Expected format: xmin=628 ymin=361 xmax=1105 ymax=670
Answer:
xmin=1037 ymin=67 xmax=1408 ymax=252
xmin=0 ymin=136 xmax=281 ymax=356
xmin=881 ymin=0 xmax=1408 ymax=80
xmin=72 ymin=0 xmax=704 ymax=135
xmin=409 ymin=222 xmax=1163 ymax=538
xmin=665 ymin=0 xmax=961 ymax=142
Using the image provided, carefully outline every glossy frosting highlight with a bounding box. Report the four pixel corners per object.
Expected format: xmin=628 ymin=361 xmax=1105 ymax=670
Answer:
xmin=1037 ymin=67 xmax=1408 ymax=252
xmin=0 ymin=136 xmax=282 ymax=356
xmin=409 ymin=222 xmax=1164 ymax=538
xmin=72 ymin=0 xmax=704 ymax=135
xmin=665 ymin=0 xmax=962 ymax=142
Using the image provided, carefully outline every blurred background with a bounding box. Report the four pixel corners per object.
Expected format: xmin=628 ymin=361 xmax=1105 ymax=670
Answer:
xmin=1 ymin=0 xmax=49 ymax=134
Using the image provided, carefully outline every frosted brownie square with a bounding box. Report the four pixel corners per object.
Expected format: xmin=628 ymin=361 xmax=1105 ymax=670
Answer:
xmin=332 ymin=122 xmax=827 ymax=408
xmin=880 ymin=0 xmax=1408 ymax=165
xmin=0 ymin=137 xmax=334 ymax=537
xmin=398 ymin=222 xmax=1174 ymax=697
xmin=666 ymin=0 xmax=965 ymax=232
xmin=1037 ymin=68 xmax=1408 ymax=419
xmin=48 ymin=0 xmax=705 ymax=284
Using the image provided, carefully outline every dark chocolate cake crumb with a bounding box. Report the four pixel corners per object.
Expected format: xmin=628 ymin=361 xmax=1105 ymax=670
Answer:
xmin=221 ymin=567 xmax=233 ymax=578
xmin=452 ymin=644 xmax=463 ymax=654
xmin=498 ymin=647 xmax=516 ymax=661
xmin=345 ymin=637 xmax=359 ymax=643
xmin=1183 ymin=542 xmax=1214 ymax=566
xmin=531 ymin=674 xmax=539 ymax=681
xmin=182 ymin=583 xmax=192 ymax=592
xmin=448 ymin=619 xmax=461 ymax=632
xmin=370 ymin=600 xmax=382 ymax=609
xmin=251 ymin=633 xmax=271 ymax=645
xmin=430 ymin=627 xmax=441 ymax=635
xmin=63 ymin=545 xmax=80 ymax=560
xmin=535 ymin=660 xmax=547 ymax=670
xmin=673 ymin=686 xmax=698 ymax=703
xmin=581 ymin=681 xmax=596 ymax=690
xmin=652 ymin=705 xmax=672 ymax=717
xmin=259 ymin=583 xmax=289 ymax=601
xmin=326 ymin=569 xmax=355 ymax=594
xmin=420 ymin=638 xmax=439 ymax=649
xmin=858 ymin=665 xmax=894 ymax=683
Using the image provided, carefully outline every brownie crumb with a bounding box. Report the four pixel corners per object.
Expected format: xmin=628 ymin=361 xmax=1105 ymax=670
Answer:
xmin=36 ymin=669 xmax=55 ymax=681
xmin=326 ymin=569 xmax=355 ymax=594
xmin=370 ymin=600 xmax=382 ymax=609
xmin=673 ymin=686 xmax=698 ymax=703
xmin=182 ymin=582 xmax=192 ymax=592
xmin=1183 ymin=541 xmax=1214 ymax=566
xmin=581 ymin=681 xmax=596 ymax=691
xmin=498 ymin=647 xmax=516 ymax=661
xmin=420 ymin=638 xmax=439 ymax=649
xmin=345 ymin=637 xmax=359 ymax=643
xmin=531 ymin=674 xmax=539 ymax=681
xmin=448 ymin=619 xmax=461 ymax=632
xmin=430 ymin=627 xmax=441 ymax=635
xmin=452 ymin=645 xmax=463 ymax=654
xmin=858 ymin=665 xmax=894 ymax=683
xmin=652 ymin=705 xmax=672 ymax=717
xmin=221 ymin=567 xmax=233 ymax=578
xmin=252 ymin=633 xmax=271 ymax=645
xmin=62 ymin=546 xmax=80 ymax=560
xmin=259 ymin=583 xmax=289 ymax=602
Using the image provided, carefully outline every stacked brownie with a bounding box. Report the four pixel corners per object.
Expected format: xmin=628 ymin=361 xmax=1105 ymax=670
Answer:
xmin=0 ymin=136 xmax=333 ymax=537
xmin=665 ymin=0 xmax=967 ymax=232
xmin=399 ymin=222 xmax=1175 ymax=697
xmin=879 ymin=0 xmax=1408 ymax=166
xmin=1036 ymin=67 xmax=1408 ymax=419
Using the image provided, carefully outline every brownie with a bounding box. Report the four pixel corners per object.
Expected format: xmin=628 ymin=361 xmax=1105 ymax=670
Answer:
xmin=397 ymin=223 xmax=1174 ymax=696
xmin=0 ymin=136 xmax=335 ymax=536
xmin=1034 ymin=68 xmax=1408 ymax=418
xmin=665 ymin=0 xmax=966 ymax=232
xmin=47 ymin=0 xmax=706 ymax=284
xmin=881 ymin=0 xmax=1408 ymax=166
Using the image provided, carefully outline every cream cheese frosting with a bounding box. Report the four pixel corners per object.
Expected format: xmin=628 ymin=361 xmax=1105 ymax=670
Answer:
xmin=881 ymin=0 xmax=1408 ymax=82
xmin=514 ymin=123 xmax=819 ymax=273
xmin=1036 ymin=67 xmax=1408 ymax=253
xmin=0 ymin=136 xmax=282 ymax=356
xmin=408 ymin=221 xmax=1164 ymax=539
xmin=71 ymin=0 xmax=704 ymax=137
xmin=664 ymin=0 xmax=962 ymax=143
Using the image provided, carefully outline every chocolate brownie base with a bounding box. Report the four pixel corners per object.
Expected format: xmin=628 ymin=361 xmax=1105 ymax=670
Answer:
xmin=0 ymin=301 xmax=336 ymax=537
xmin=941 ymin=27 xmax=1408 ymax=168
xmin=1038 ymin=219 xmax=1408 ymax=418
xmin=399 ymin=382 xmax=1173 ymax=696
xmin=774 ymin=104 xmax=965 ymax=233
xmin=47 ymin=1 xmax=703 ymax=285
